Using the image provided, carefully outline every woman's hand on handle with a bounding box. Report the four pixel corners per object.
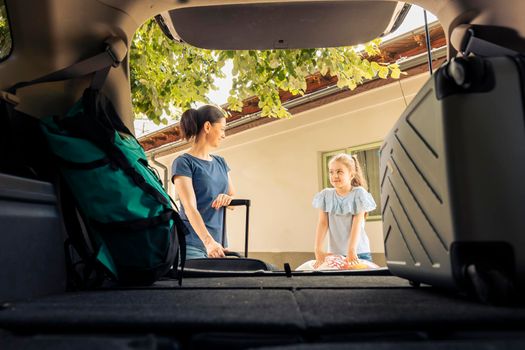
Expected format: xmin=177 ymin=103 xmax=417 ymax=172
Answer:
xmin=204 ymin=237 xmax=226 ymax=258
xmin=211 ymin=193 xmax=233 ymax=209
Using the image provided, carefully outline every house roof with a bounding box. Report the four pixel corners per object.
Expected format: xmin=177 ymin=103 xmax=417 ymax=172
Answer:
xmin=139 ymin=22 xmax=446 ymax=155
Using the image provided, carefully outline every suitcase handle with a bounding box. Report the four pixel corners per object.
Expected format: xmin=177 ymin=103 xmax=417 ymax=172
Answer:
xmin=222 ymin=198 xmax=250 ymax=257
xmin=225 ymin=251 xmax=243 ymax=258
xmin=229 ymin=199 xmax=250 ymax=207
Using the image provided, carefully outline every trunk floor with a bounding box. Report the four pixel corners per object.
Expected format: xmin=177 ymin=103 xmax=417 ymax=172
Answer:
xmin=1 ymin=276 xmax=525 ymax=335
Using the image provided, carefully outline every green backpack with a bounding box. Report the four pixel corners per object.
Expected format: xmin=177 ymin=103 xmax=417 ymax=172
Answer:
xmin=39 ymin=88 xmax=186 ymax=286
xmin=6 ymin=38 xmax=185 ymax=286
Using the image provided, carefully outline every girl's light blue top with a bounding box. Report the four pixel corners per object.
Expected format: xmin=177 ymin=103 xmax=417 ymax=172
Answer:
xmin=312 ymin=187 xmax=376 ymax=255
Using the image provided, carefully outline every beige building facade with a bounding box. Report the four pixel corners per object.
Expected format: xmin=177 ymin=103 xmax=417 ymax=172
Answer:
xmin=151 ymin=72 xmax=430 ymax=268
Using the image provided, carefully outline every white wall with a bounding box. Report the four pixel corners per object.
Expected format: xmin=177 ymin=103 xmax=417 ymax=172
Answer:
xmin=156 ymin=73 xmax=429 ymax=254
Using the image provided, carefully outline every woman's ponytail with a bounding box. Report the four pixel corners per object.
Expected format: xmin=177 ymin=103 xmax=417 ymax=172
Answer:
xmin=179 ymin=105 xmax=226 ymax=141
xmin=180 ymin=108 xmax=199 ymax=141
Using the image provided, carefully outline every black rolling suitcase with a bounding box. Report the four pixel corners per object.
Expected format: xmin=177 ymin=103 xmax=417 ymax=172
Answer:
xmin=380 ymin=29 xmax=525 ymax=303
xmin=184 ymin=199 xmax=272 ymax=271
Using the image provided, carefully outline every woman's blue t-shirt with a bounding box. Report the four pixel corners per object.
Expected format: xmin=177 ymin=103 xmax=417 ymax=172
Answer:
xmin=172 ymin=153 xmax=230 ymax=251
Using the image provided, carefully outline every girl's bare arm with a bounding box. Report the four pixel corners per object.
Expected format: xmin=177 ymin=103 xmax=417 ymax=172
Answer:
xmin=314 ymin=210 xmax=329 ymax=267
xmin=347 ymin=211 xmax=366 ymax=262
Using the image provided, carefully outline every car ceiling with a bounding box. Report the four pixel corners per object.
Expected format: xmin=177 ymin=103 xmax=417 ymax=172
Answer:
xmin=159 ymin=2 xmax=410 ymax=50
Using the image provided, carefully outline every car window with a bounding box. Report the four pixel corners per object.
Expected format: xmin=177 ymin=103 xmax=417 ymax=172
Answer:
xmin=0 ymin=0 xmax=12 ymax=61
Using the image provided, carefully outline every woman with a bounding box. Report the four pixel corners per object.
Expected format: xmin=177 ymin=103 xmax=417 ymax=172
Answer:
xmin=171 ymin=105 xmax=235 ymax=259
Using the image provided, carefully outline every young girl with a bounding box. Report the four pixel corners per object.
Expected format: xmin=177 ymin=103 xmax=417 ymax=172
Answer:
xmin=172 ymin=105 xmax=235 ymax=260
xmin=312 ymin=153 xmax=376 ymax=268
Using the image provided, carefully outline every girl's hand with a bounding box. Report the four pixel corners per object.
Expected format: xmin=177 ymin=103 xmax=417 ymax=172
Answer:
xmin=314 ymin=250 xmax=330 ymax=268
xmin=346 ymin=251 xmax=360 ymax=265
xmin=204 ymin=238 xmax=226 ymax=258
xmin=211 ymin=193 xmax=233 ymax=209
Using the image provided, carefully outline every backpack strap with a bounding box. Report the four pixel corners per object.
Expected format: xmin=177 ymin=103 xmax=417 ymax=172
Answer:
xmin=8 ymin=37 xmax=127 ymax=94
xmin=172 ymin=211 xmax=187 ymax=285
xmin=56 ymin=174 xmax=108 ymax=290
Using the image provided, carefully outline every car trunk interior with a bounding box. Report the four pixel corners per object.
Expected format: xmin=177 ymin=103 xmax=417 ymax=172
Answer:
xmin=2 ymin=0 xmax=525 ymax=348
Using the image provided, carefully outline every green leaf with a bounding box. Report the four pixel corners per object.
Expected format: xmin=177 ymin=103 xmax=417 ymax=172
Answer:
xmin=390 ymin=68 xmax=401 ymax=79
xmin=378 ymin=67 xmax=389 ymax=79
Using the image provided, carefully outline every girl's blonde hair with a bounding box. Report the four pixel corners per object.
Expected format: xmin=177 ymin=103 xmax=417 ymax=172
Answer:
xmin=329 ymin=153 xmax=368 ymax=190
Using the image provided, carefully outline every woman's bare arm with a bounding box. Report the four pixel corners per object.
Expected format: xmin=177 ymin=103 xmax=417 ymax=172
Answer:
xmin=174 ymin=175 xmax=225 ymax=257
xmin=211 ymin=173 xmax=235 ymax=209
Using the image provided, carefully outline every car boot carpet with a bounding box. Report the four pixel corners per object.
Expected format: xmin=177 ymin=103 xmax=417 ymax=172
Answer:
xmin=1 ymin=276 xmax=525 ymax=336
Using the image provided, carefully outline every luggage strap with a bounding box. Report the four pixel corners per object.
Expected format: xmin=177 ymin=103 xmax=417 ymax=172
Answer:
xmin=7 ymin=37 xmax=127 ymax=93
xmin=57 ymin=174 xmax=107 ymax=290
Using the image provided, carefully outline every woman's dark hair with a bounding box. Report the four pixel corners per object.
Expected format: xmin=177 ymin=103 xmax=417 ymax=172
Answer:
xmin=179 ymin=105 xmax=226 ymax=141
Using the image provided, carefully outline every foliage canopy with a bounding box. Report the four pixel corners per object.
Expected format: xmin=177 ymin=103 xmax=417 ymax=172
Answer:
xmin=131 ymin=19 xmax=401 ymax=124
